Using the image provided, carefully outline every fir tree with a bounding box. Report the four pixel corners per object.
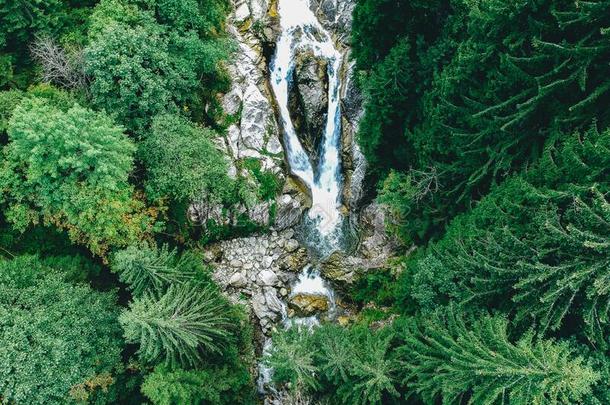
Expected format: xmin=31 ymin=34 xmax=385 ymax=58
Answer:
xmin=120 ymin=283 xmax=234 ymax=368
xmin=398 ymin=306 xmax=600 ymax=405
xmin=111 ymin=243 xmax=205 ymax=297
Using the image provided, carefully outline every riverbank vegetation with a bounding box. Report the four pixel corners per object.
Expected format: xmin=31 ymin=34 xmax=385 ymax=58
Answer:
xmin=266 ymin=0 xmax=610 ymax=403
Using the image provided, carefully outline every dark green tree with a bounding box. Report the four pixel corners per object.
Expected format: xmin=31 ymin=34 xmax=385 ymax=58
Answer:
xmin=0 ymin=255 xmax=123 ymax=404
xmin=398 ymin=307 xmax=600 ymax=405
xmin=403 ymin=126 xmax=610 ymax=344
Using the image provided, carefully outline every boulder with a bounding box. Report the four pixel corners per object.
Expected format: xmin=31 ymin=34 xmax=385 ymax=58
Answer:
xmin=258 ymin=269 xmax=279 ymax=286
xmin=273 ymin=194 xmax=305 ymax=230
xmin=288 ymin=51 xmax=329 ymax=164
xmin=229 ymin=272 xmax=248 ymax=288
xmin=278 ymin=248 xmax=308 ymax=273
xmin=320 ymin=251 xmax=357 ymax=283
xmin=288 ymin=293 xmax=329 ymax=316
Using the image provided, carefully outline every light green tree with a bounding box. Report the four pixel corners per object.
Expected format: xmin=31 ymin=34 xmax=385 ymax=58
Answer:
xmin=0 ymin=97 xmax=153 ymax=257
xmin=111 ymin=243 xmax=206 ymax=297
xmin=120 ymin=284 xmax=234 ymax=368
xmin=140 ymin=113 xmax=234 ymax=204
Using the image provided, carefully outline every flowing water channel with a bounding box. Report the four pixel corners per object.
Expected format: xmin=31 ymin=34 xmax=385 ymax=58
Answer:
xmin=258 ymin=0 xmax=349 ymax=395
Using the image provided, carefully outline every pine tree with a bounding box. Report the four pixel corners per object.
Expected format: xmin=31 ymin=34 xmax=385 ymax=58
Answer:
xmin=266 ymin=324 xmax=400 ymax=404
xmin=111 ymin=243 xmax=205 ymax=297
xmin=120 ymin=284 xmax=234 ymax=368
xmin=408 ymin=126 xmax=610 ymax=343
xmin=264 ymin=327 xmax=319 ymax=391
xmin=316 ymin=325 xmax=400 ymax=405
xmin=398 ymin=306 xmax=600 ymax=405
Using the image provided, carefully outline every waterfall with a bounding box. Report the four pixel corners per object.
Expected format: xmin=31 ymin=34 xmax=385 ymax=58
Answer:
xmin=258 ymin=0 xmax=348 ymax=395
xmin=270 ymin=0 xmax=344 ymax=248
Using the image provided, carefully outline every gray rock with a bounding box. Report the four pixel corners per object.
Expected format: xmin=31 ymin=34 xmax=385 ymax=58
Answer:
xmin=229 ymin=272 xmax=248 ymax=288
xmin=258 ymin=269 xmax=279 ymax=286
xmin=288 ymin=51 xmax=329 ymax=164
xmin=284 ymin=239 xmax=300 ymax=253
xmin=263 ymin=287 xmax=284 ymax=315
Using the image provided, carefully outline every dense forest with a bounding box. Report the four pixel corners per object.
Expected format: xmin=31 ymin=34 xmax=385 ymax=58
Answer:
xmin=266 ymin=0 xmax=610 ymax=404
xmin=0 ymin=0 xmax=257 ymax=403
xmin=1 ymin=0 xmax=610 ymax=404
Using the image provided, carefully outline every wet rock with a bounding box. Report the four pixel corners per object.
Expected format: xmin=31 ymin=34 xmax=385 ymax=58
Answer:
xmin=278 ymin=248 xmax=308 ymax=272
xmin=359 ymin=203 xmax=398 ymax=260
xmin=340 ymin=61 xmax=366 ymax=211
xmin=273 ymin=194 xmax=304 ymax=230
xmin=320 ymin=251 xmax=357 ymax=283
xmin=309 ymin=0 xmax=357 ymax=46
xmin=288 ymin=51 xmax=329 ymax=164
xmin=320 ymin=203 xmax=399 ymax=284
xmin=288 ymin=293 xmax=329 ymax=316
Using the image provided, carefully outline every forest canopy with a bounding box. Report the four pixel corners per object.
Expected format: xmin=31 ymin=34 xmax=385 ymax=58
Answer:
xmin=3 ymin=0 xmax=610 ymax=404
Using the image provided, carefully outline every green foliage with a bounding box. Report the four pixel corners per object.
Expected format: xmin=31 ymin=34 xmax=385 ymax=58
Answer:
xmin=358 ymin=0 xmax=610 ymax=242
xmin=0 ymin=0 xmax=96 ymax=88
xmin=141 ymin=113 xmax=234 ymax=204
xmin=120 ymin=283 xmax=235 ymax=368
xmin=349 ymin=269 xmax=398 ymax=307
xmin=111 ymin=243 xmax=208 ymax=297
xmin=242 ymin=157 xmax=282 ymax=201
xmin=0 ymin=89 xmax=23 ymax=141
xmin=398 ymin=306 xmax=600 ymax=405
xmin=0 ymin=255 xmax=123 ymax=404
xmin=141 ymin=363 xmax=254 ymax=405
xmin=266 ymin=324 xmax=400 ymax=404
xmin=408 ymin=127 xmax=610 ymax=341
xmin=0 ymin=96 xmax=153 ymax=256
xmin=265 ymin=327 xmax=319 ymax=391
xmin=85 ymin=0 xmax=231 ymax=132
xmin=357 ymin=40 xmax=414 ymax=174
xmin=351 ymin=0 xmax=446 ymax=71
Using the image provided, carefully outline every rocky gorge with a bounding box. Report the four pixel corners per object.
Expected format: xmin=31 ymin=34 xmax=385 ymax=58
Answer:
xmin=197 ymin=0 xmax=399 ymax=396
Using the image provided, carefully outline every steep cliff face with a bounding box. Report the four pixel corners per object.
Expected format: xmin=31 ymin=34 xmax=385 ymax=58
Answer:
xmin=222 ymin=0 xmax=365 ymax=216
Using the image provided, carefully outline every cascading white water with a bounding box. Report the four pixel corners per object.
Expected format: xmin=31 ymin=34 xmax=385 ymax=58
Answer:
xmin=270 ymin=0 xmax=344 ymax=242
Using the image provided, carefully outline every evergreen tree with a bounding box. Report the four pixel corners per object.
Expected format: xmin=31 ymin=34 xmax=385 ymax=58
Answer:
xmin=398 ymin=307 xmax=600 ymax=405
xmin=266 ymin=324 xmax=400 ymax=405
xmin=112 ymin=243 xmax=206 ymax=297
xmin=264 ymin=327 xmax=319 ymax=391
xmin=407 ymin=127 xmax=610 ymax=341
xmin=120 ymin=283 xmax=234 ymax=368
xmin=315 ymin=325 xmax=399 ymax=405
